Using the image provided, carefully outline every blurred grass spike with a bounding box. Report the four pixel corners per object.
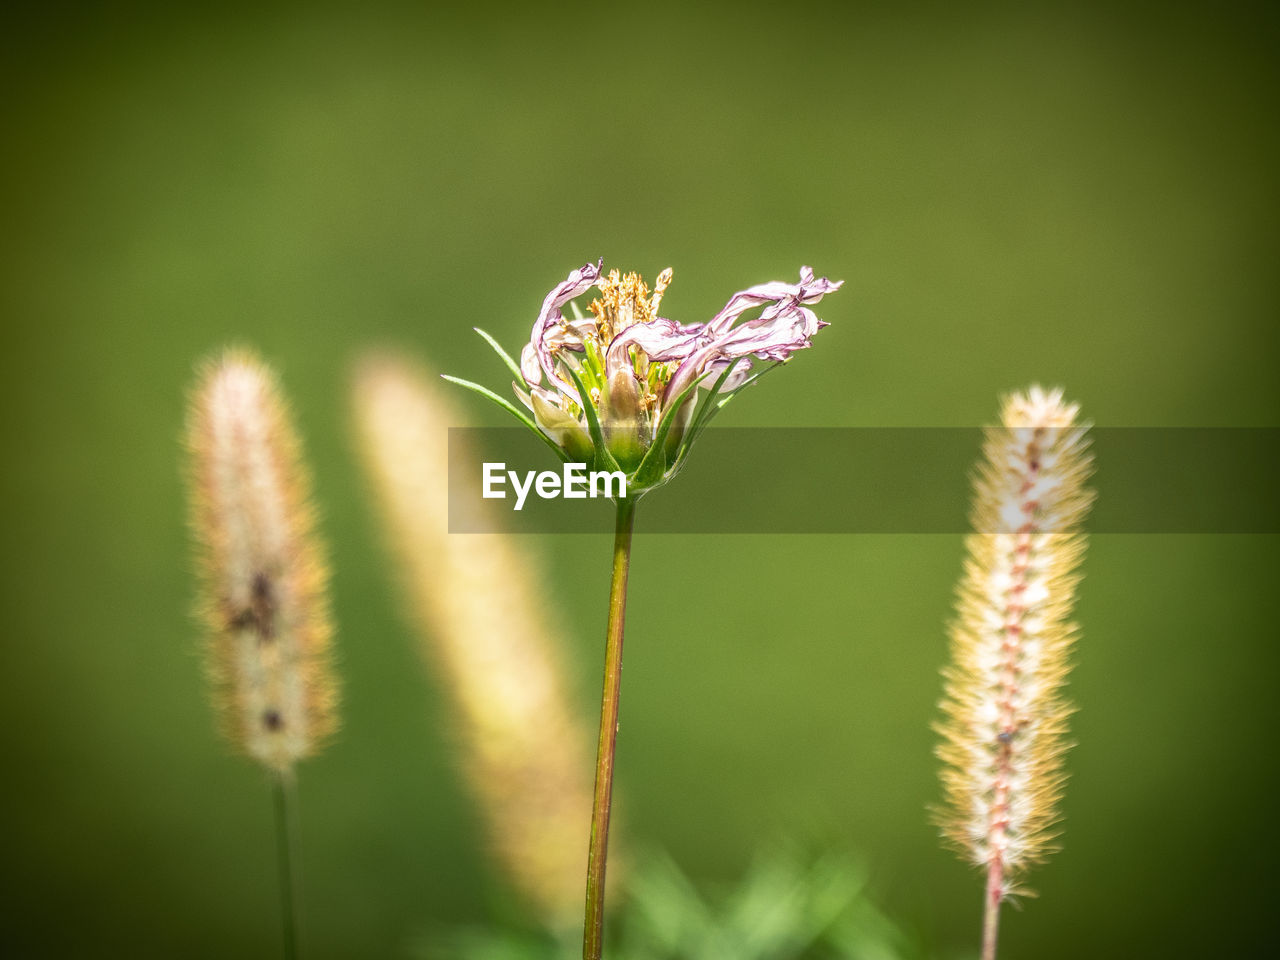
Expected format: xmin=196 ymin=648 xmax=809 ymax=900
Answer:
xmin=352 ymin=350 xmax=596 ymax=929
xmin=185 ymin=347 xmax=338 ymax=774
xmin=934 ymin=385 xmax=1095 ymax=960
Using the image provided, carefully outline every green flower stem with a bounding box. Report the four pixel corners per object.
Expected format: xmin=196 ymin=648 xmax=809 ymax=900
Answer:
xmin=273 ymin=771 xmax=302 ymax=960
xmin=583 ymin=496 xmax=638 ymax=960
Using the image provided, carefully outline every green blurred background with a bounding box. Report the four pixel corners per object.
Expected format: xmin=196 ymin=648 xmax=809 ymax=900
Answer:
xmin=2 ymin=1 xmax=1277 ymax=956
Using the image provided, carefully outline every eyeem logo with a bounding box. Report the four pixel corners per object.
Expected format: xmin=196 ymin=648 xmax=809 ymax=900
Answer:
xmin=482 ymin=462 xmax=627 ymax=511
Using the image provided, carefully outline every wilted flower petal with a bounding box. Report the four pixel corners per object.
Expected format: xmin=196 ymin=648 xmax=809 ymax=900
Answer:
xmin=704 ymin=266 xmax=842 ymax=336
xmin=605 ymin=318 xmax=704 ymax=371
xmin=523 ymin=259 xmax=603 ymax=391
xmin=702 ymin=356 xmax=754 ymax=392
xmin=714 ymin=300 xmax=823 ymax=359
xmin=662 ymin=267 xmax=842 ymax=404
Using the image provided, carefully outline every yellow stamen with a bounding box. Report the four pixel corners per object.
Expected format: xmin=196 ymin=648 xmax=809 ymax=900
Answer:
xmin=651 ymin=267 xmax=673 ymax=317
xmin=588 ymin=267 xmax=675 ymax=344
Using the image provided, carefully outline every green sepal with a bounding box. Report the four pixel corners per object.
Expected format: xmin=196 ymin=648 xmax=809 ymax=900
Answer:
xmin=630 ymin=369 xmax=711 ymax=489
xmin=561 ymin=362 xmax=621 ymax=474
xmin=685 ymin=357 xmax=746 ymax=449
xmin=473 ymin=328 xmax=524 ymax=383
xmin=440 ymin=374 xmax=570 ymax=463
xmin=669 ymin=357 xmax=794 ymax=477
xmin=711 ymin=361 xmax=784 ymax=414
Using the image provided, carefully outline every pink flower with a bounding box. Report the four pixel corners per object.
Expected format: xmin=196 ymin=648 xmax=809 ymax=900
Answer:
xmin=452 ymin=260 xmax=842 ymax=493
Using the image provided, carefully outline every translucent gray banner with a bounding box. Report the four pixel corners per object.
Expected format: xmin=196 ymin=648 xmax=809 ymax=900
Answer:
xmin=447 ymin=428 xmax=1279 ymax=534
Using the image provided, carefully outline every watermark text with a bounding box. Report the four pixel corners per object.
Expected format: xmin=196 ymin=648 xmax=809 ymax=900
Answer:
xmin=482 ymin=462 xmax=626 ymax=510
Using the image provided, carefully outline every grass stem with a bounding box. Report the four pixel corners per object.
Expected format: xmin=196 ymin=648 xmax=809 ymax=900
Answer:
xmin=981 ymin=858 xmax=1002 ymax=960
xmin=273 ymin=772 xmax=302 ymax=960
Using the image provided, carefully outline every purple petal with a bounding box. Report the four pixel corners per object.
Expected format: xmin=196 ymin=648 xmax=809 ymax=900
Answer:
xmin=605 ymin=317 xmax=705 ymax=373
xmin=715 ymin=303 xmax=818 ymax=359
xmin=705 ymin=267 xmax=843 ymax=336
xmin=662 ymin=342 xmax=725 ymax=405
xmin=663 ymin=267 xmax=841 ymax=403
xmin=524 ymin=259 xmax=603 ymax=387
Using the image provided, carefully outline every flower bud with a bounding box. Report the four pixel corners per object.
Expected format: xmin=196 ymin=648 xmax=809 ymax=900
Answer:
xmin=602 ymin=365 xmax=646 ymax=471
xmin=531 ymin=390 xmax=594 ymax=463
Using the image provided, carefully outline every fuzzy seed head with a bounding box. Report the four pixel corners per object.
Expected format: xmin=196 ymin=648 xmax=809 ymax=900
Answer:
xmin=935 ymin=386 xmax=1095 ymax=900
xmin=352 ymin=352 xmax=596 ymax=927
xmin=185 ymin=349 xmax=337 ymax=772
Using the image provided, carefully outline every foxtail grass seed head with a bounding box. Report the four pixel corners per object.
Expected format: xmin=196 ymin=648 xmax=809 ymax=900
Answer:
xmin=185 ymin=349 xmax=338 ymax=774
xmin=353 ymin=352 xmax=596 ymax=927
xmin=935 ymin=386 xmax=1095 ymax=902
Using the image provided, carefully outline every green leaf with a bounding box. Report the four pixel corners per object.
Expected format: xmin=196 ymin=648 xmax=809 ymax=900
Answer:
xmin=625 ymin=852 xmax=717 ymax=953
xmin=560 ymin=363 xmax=620 ymax=474
xmin=473 ymin=328 xmax=525 ymax=383
xmin=440 ymin=374 xmax=569 ymax=462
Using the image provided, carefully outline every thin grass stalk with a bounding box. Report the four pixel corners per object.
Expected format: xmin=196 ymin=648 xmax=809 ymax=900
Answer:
xmin=273 ymin=772 xmax=302 ymax=960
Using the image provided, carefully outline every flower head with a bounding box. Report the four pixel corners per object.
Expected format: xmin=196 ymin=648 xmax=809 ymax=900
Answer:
xmin=450 ymin=260 xmax=842 ymax=495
